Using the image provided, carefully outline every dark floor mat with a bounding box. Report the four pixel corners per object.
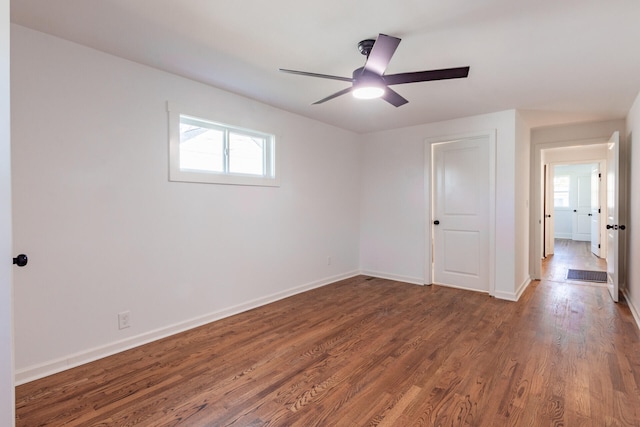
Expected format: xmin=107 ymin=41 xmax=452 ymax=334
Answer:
xmin=566 ymin=269 xmax=607 ymax=282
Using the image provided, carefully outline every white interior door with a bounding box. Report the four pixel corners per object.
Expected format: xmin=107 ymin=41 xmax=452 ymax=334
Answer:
xmin=590 ymin=166 xmax=601 ymax=256
xmin=544 ymin=165 xmax=554 ymax=255
xmin=572 ymin=174 xmax=592 ymax=241
xmin=432 ymin=135 xmax=491 ymax=292
xmin=606 ymin=131 xmax=620 ymax=302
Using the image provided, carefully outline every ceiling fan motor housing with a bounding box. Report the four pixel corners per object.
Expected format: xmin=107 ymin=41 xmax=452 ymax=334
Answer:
xmin=352 ymin=67 xmax=383 ymax=84
xmin=358 ymin=39 xmax=376 ymax=57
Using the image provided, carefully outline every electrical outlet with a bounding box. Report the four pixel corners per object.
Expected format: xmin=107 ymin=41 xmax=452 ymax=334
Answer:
xmin=118 ymin=311 xmax=131 ymax=330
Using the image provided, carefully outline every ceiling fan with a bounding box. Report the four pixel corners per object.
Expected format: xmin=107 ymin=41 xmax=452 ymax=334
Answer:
xmin=279 ymin=33 xmax=470 ymax=107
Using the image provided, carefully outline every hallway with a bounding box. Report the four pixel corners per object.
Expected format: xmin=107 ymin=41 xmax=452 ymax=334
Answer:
xmin=542 ymin=238 xmax=607 ymax=285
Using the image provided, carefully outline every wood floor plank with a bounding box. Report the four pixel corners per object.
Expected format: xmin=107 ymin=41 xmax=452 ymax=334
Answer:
xmin=15 ymin=245 xmax=640 ymax=426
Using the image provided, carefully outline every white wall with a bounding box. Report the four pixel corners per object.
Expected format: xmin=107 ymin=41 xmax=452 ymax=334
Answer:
xmin=359 ymin=109 xmax=529 ymax=300
xmin=514 ymin=112 xmax=531 ymax=295
xmin=11 ymin=25 xmax=362 ymax=382
xmin=0 ymin=0 xmax=14 ymax=424
xmin=532 ymin=120 xmax=625 ymax=146
xmin=625 ymin=90 xmax=640 ymax=328
xmin=544 ymin=145 xmax=608 ymax=163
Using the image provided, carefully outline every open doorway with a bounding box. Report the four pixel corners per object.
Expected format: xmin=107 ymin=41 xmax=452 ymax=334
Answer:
xmin=540 ymin=146 xmax=608 ymax=286
xmin=531 ymin=125 xmax=626 ymax=303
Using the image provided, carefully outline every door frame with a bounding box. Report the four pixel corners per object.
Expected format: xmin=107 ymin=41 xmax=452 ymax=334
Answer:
xmin=531 ymin=137 xmax=615 ymax=280
xmin=0 ymin=0 xmax=14 ymax=424
xmin=547 ymin=161 xmax=602 ymax=243
xmin=571 ymin=169 xmax=594 ymax=241
xmin=424 ymin=130 xmax=496 ymax=296
xmin=590 ymin=162 xmax=606 ymax=258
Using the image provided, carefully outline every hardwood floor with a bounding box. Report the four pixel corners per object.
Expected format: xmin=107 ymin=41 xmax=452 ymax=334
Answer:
xmin=16 ymin=272 xmax=640 ymax=425
xmin=542 ymin=239 xmax=607 ymax=285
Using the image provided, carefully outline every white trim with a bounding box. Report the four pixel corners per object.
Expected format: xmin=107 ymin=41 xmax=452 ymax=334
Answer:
xmin=435 ymin=283 xmax=490 ymax=294
xmin=622 ymin=289 xmax=640 ymax=331
xmin=360 ymin=270 xmax=425 ymax=286
xmin=424 ymin=130 xmax=497 ymax=296
xmin=433 ymin=276 xmax=530 ymax=301
xmin=167 ymin=101 xmax=280 ymax=187
xmin=0 ymin=3 xmax=13 ymax=424
xmin=516 ymin=277 xmax=532 ymax=300
xmin=15 ymin=270 xmax=359 ymax=385
xmin=554 ymin=232 xmax=573 ymax=239
xmin=423 ymin=139 xmax=434 ymax=285
xmin=492 ymin=290 xmax=518 ymax=301
xmin=423 ymin=140 xmax=433 ymax=285
xmin=493 ymin=277 xmax=531 ymax=301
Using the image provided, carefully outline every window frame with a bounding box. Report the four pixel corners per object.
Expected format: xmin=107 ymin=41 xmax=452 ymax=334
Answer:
xmin=168 ymin=102 xmax=279 ymax=187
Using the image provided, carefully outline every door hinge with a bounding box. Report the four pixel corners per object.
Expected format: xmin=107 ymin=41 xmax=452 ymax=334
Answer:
xmin=599 ymin=208 xmax=601 ymax=213
xmin=599 ymin=173 xmax=602 ymax=178
xmin=598 ymin=244 xmax=601 ymax=248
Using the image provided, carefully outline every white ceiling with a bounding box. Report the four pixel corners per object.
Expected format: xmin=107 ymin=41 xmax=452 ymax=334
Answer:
xmin=10 ymin=0 xmax=640 ymax=133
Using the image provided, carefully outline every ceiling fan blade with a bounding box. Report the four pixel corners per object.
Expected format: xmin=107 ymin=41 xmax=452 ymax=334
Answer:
xmin=363 ymin=34 xmax=401 ymax=76
xmin=382 ymin=87 xmax=409 ymax=107
xmin=384 ymin=66 xmax=470 ymax=85
xmin=312 ymin=87 xmax=353 ymax=105
xmin=279 ymin=68 xmax=353 ymax=82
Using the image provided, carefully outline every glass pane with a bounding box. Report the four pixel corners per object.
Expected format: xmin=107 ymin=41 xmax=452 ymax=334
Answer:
xmin=554 ymin=193 xmax=570 ymax=207
xmin=229 ymin=132 xmax=264 ymax=175
xmin=553 ymin=175 xmax=570 ymax=207
xmin=554 ymin=175 xmax=570 ymax=191
xmin=179 ymin=122 xmax=224 ymax=173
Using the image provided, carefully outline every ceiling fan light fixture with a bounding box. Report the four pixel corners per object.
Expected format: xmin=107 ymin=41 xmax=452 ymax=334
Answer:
xmin=352 ymin=85 xmax=385 ymax=99
xmin=352 ymin=68 xmax=385 ymax=100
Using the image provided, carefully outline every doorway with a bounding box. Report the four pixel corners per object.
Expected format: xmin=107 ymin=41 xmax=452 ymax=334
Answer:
xmin=424 ymin=130 xmax=496 ymax=295
xmin=547 ymin=162 xmax=604 ymax=253
xmin=544 ymin=161 xmax=607 ymax=286
xmin=533 ymin=139 xmax=618 ymax=291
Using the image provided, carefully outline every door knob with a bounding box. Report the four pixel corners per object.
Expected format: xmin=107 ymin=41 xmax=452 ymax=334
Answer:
xmin=588 ymin=213 xmax=592 ymax=216
xmin=573 ymin=209 xmax=577 ymax=212
xmin=620 ymin=225 xmax=626 ymax=230
xmin=13 ymin=254 xmax=28 ymax=267
xmin=606 ymin=224 xmax=613 ymax=229
xmin=433 ymin=220 xmax=440 ymax=225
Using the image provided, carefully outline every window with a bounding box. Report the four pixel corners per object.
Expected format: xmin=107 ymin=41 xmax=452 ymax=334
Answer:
xmin=168 ymin=103 xmax=278 ymax=186
xmin=553 ymin=175 xmax=570 ymax=208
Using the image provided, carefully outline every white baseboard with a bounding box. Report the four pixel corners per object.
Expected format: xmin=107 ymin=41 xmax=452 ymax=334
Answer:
xmin=622 ymin=289 xmax=640 ymax=331
xmin=12 ymin=272 xmax=540 ymax=384
xmin=15 ymin=270 xmax=360 ymax=385
xmin=359 ymin=270 xmax=425 ymax=286
xmin=493 ymin=277 xmax=531 ymax=302
xmin=514 ymin=276 xmax=532 ymax=301
xmin=359 ymin=270 xmax=531 ymax=301
xmin=433 ymin=282 xmax=491 ymax=294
